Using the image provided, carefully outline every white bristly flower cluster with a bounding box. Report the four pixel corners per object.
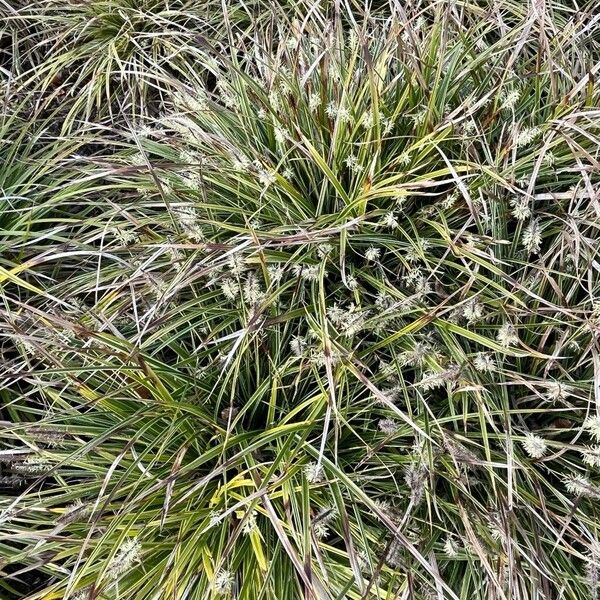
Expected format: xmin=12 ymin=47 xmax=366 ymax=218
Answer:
xmin=462 ymin=119 xmax=477 ymax=135
xmin=274 ymin=125 xmax=287 ymax=144
xmin=403 ymin=341 xmax=433 ymax=367
xmin=292 ymin=264 xmax=321 ymax=281
xmin=543 ymin=150 xmax=555 ymax=166
xmin=310 ymin=347 xmax=344 ymax=368
xmin=304 ymin=461 xmax=324 ymax=483
xmin=486 ymin=512 xmax=509 ymax=545
xmin=213 ymin=569 xmax=234 ymax=595
xmin=258 ymin=167 xmax=276 ymax=188
xmin=312 ymin=506 xmax=337 ymax=540
xmin=521 ymin=432 xmax=547 ymax=459
xmin=128 ymin=152 xmax=146 ymax=166
xmin=208 ymin=510 xmax=221 ymax=528
xmin=345 ymin=154 xmax=364 ymax=174
xmin=380 ymin=211 xmax=399 ymax=229
xmin=326 ymin=101 xmax=351 ymax=123
xmin=364 ymin=246 xmax=381 ymax=262
xmin=327 ymin=304 xmax=369 ymax=337
xmin=375 ymin=291 xmax=394 ymax=310
xmin=443 ymin=535 xmax=460 ymax=557
xmin=546 ymin=381 xmax=567 ymax=403
xmin=11 ymin=455 xmax=50 ymax=475
xmin=584 ymin=416 xmax=600 ymax=442
xmin=173 ymin=90 xmax=208 ymax=113
xmin=57 ymin=499 xmax=91 ymax=525
xmin=510 ymin=197 xmax=531 ymax=221
xmin=419 ymin=364 xmax=460 ymax=391
xmin=378 ymin=418 xmax=399 ymax=435
xmin=316 ymin=243 xmax=333 ymax=258
xmin=586 ymin=558 xmax=600 ymax=600
xmin=385 ymin=539 xmax=403 ymax=568
xmin=0 ymin=507 xmax=16 ymax=525
xmin=227 ymin=254 xmax=247 ymax=277
xmin=242 ymin=511 xmax=257 ymax=535
xmin=267 ymin=264 xmax=285 ymax=283
xmin=582 ymin=446 xmax=600 ymax=468
xmin=440 ymin=192 xmax=458 ymax=210
xmin=308 ymin=92 xmax=320 ymax=112
xmin=163 ymin=116 xmax=199 ymax=142
xmin=290 ymin=336 xmax=306 ymax=357
xmin=522 ymin=218 xmax=542 ymax=254
xmin=232 ymin=154 xmax=251 ymax=171
xmin=497 ymin=322 xmax=519 ymax=347
xmin=372 ymin=499 xmax=395 ymax=522
xmin=564 ymin=474 xmax=600 ymax=499
xmin=110 ymin=226 xmax=138 ymax=246
xmin=313 ymin=520 xmax=329 ymax=539
xmin=412 ymin=108 xmax=427 ymax=126
xmin=515 ymin=126 xmax=541 ymax=148
xmin=473 ymin=352 xmax=496 ymax=372
xmin=28 ymin=427 xmax=65 ymax=447
xmin=462 ymin=298 xmax=485 ymax=323
xmin=221 ymin=279 xmax=240 ymax=301
xmin=380 ymin=115 xmax=393 ymax=135
xmin=346 ymin=274 xmax=358 ymax=290
xmin=500 ymin=88 xmax=520 ymax=111
xmin=418 ymin=370 xmax=445 ymax=391
xmin=242 ymin=272 xmax=264 ymax=306
xmin=443 ymin=436 xmax=478 ymax=464
xmin=405 ymin=238 xmax=431 ymax=264
xmin=587 ymin=540 xmax=600 ymax=598
xmin=404 ymin=459 xmax=428 ymax=504
xmin=216 ymin=79 xmax=236 ymax=109
xmin=372 ymin=385 xmax=400 ymax=405
xmin=107 ymin=537 xmax=141 ymax=579
xmin=397 ymin=153 xmax=411 ymax=167
xmin=167 ymin=244 xmax=184 ymax=271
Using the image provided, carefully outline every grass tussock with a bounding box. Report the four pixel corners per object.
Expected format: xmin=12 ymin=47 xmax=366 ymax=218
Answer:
xmin=1 ymin=1 xmax=600 ymax=599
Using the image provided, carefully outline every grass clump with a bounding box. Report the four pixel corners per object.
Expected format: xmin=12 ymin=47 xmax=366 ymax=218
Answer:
xmin=1 ymin=1 xmax=599 ymax=599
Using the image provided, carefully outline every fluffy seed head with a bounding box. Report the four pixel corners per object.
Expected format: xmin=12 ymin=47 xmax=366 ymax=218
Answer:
xmin=564 ymin=474 xmax=600 ymax=498
xmin=108 ymin=538 xmax=141 ymax=579
xmin=582 ymin=446 xmax=600 ymax=468
xmin=522 ymin=218 xmax=542 ymax=254
xmin=365 ymin=247 xmax=381 ymax=262
xmin=444 ymin=536 xmax=460 ymax=557
xmin=221 ymin=279 xmax=239 ymax=300
xmin=584 ymin=416 xmax=600 ymax=442
xmin=404 ymin=460 xmax=428 ymax=504
xmin=213 ymin=569 xmax=234 ymax=595
xmin=345 ymin=154 xmax=363 ymax=173
xmin=308 ymin=93 xmax=320 ymax=111
xmin=289 ymin=336 xmax=306 ymax=357
xmin=515 ymin=126 xmax=541 ymax=148
xmin=500 ymin=88 xmax=520 ymax=111
xmin=381 ymin=211 xmax=399 ymax=229
xmin=510 ymin=198 xmax=531 ymax=221
xmin=473 ymin=352 xmax=496 ymax=372
xmin=462 ymin=298 xmax=484 ymax=323
xmin=522 ymin=432 xmax=547 ymax=459
xmin=313 ymin=521 xmax=329 ymax=539
xmin=378 ymin=419 xmax=399 ymax=435
xmin=304 ymin=461 xmax=324 ymax=483
xmin=497 ymin=322 xmax=519 ymax=347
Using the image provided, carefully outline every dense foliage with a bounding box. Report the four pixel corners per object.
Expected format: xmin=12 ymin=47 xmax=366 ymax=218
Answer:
xmin=1 ymin=1 xmax=599 ymax=599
